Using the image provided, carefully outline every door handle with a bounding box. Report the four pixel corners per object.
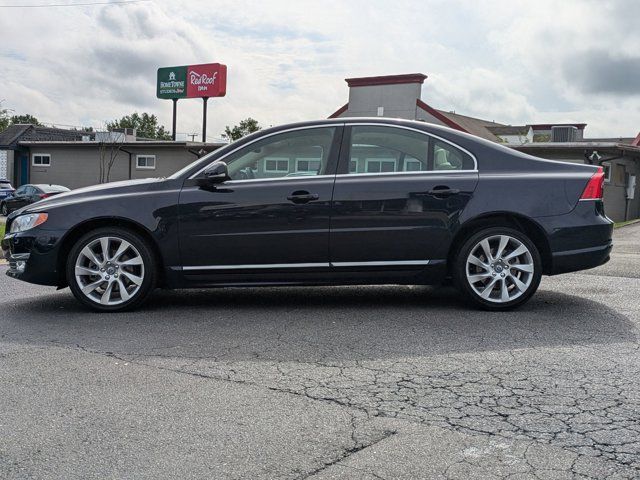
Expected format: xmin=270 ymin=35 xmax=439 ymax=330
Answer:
xmin=423 ymin=186 xmax=460 ymax=197
xmin=287 ymin=191 xmax=320 ymax=204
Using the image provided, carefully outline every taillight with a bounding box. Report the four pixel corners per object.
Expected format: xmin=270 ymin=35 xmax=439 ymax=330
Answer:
xmin=580 ymin=167 xmax=604 ymax=200
xmin=39 ymin=193 xmax=52 ymax=199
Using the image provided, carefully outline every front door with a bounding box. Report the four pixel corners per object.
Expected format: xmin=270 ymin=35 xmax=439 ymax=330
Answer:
xmin=178 ymin=125 xmax=342 ymax=278
xmin=330 ymin=124 xmax=479 ymax=269
xmin=19 ymin=154 xmax=29 ymax=185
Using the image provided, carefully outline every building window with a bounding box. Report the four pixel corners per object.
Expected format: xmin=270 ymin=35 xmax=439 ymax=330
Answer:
xmin=136 ymin=155 xmax=156 ymax=170
xmin=349 ymin=158 xmax=360 ymax=173
xmin=295 ymin=158 xmax=321 ymax=173
xmin=365 ymin=158 xmax=397 ymax=173
xmin=602 ymin=163 xmax=611 ymax=183
xmin=404 ymin=157 xmax=425 ymax=172
xmin=264 ymin=157 xmax=290 ymax=173
xmin=32 ymin=154 xmax=51 ymax=167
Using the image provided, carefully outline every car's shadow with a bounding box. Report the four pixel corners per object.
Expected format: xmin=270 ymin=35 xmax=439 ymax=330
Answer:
xmin=2 ymin=285 xmax=636 ymax=362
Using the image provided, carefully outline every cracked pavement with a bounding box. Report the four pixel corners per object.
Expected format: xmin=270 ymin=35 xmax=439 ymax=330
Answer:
xmin=1 ymin=224 xmax=639 ymax=478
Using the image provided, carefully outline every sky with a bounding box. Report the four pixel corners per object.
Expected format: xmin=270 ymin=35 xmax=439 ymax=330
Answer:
xmin=1 ymin=0 xmax=640 ymax=139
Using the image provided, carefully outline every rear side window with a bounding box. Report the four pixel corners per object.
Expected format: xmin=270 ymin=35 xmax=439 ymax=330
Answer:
xmin=345 ymin=125 xmax=475 ymax=174
xmin=432 ymin=139 xmax=475 ymax=171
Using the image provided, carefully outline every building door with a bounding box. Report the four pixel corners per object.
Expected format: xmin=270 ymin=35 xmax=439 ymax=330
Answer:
xmin=19 ymin=154 xmax=29 ymax=185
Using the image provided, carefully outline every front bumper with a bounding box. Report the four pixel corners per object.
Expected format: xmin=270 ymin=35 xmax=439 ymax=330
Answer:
xmin=2 ymin=230 xmax=65 ymax=286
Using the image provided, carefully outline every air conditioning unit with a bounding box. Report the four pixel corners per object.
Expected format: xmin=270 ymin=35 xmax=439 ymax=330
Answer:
xmin=551 ymin=126 xmax=577 ymax=142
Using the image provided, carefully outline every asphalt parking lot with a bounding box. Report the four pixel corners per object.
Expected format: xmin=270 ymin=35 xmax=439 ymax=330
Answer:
xmin=1 ymin=223 xmax=639 ymax=479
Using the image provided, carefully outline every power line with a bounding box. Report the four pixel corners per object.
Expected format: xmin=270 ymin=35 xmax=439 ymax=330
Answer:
xmin=0 ymin=0 xmax=150 ymax=8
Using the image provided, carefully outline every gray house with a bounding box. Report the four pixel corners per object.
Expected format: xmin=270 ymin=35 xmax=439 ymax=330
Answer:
xmin=329 ymin=73 xmax=640 ymax=222
xmin=0 ymin=124 xmax=224 ymax=189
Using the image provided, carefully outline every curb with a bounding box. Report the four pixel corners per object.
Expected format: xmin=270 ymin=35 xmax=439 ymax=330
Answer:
xmin=614 ymin=219 xmax=640 ymax=229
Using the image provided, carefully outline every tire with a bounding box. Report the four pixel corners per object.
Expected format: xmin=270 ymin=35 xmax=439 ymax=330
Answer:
xmin=66 ymin=227 xmax=157 ymax=312
xmin=1 ymin=203 xmax=8 ymax=216
xmin=453 ymin=226 xmax=542 ymax=311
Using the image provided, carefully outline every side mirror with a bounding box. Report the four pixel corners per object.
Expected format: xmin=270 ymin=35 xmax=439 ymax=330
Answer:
xmin=197 ymin=161 xmax=229 ymax=186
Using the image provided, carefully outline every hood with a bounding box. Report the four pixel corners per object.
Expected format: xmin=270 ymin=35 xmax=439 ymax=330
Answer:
xmin=14 ymin=177 xmax=168 ymax=216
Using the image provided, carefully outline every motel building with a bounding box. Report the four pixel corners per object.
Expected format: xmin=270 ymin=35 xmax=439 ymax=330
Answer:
xmin=0 ymin=126 xmax=224 ymax=190
xmin=1 ymin=73 xmax=639 ymax=222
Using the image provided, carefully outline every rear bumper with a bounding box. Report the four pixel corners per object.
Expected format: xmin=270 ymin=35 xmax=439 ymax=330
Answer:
xmin=551 ymin=242 xmax=612 ymax=275
xmin=537 ymin=200 xmax=613 ymax=275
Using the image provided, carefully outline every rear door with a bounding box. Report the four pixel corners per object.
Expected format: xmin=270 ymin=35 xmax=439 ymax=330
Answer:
xmin=329 ymin=124 xmax=479 ymax=269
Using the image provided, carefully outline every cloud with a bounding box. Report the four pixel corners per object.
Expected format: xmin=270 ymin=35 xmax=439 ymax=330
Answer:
xmin=562 ymin=50 xmax=640 ymax=96
xmin=0 ymin=0 xmax=639 ymax=138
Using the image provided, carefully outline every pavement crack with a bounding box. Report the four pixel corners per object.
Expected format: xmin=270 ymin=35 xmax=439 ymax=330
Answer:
xmin=296 ymin=429 xmax=397 ymax=479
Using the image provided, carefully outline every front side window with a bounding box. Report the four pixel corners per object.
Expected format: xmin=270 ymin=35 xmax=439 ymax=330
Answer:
xmin=136 ymin=155 xmax=156 ymax=170
xmin=15 ymin=186 xmax=27 ymax=195
xmin=32 ymin=154 xmax=51 ymax=167
xmin=345 ymin=125 xmax=474 ymax=174
xmin=224 ymin=127 xmax=336 ymax=180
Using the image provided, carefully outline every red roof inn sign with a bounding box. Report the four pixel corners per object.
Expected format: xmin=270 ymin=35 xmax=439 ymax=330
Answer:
xmin=157 ymin=63 xmax=227 ymax=99
xmin=157 ymin=62 xmax=227 ymax=141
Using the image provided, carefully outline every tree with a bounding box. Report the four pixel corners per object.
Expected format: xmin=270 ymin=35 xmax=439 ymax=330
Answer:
xmin=107 ymin=112 xmax=171 ymax=140
xmin=10 ymin=114 xmax=41 ymax=126
xmin=222 ymin=118 xmax=261 ymax=141
xmin=97 ymin=130 xmax=125 ymax=184
xmin=0 ymin=101 xmax=11 ymax=132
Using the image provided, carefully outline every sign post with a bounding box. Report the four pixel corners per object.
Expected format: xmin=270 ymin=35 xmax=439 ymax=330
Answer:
xmin=171 ymin=99 xmax=178 ymax=141
xmin=202 ymin=97 xmax=208 ymax=142
xmin=156 ymin=63 xmax=227 ymax=142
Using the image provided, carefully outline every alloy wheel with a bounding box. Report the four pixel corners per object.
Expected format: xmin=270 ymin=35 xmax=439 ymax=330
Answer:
xmin=465 ymin=234 xmax=534 ymax=303
xmin=74 ymin=236 xmax=145 ymax=306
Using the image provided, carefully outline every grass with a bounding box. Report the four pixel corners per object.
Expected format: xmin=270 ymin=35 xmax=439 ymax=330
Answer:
xmin=0 ymin=222 xmax=4 ymax=240
xmin=614 ymin=219 xmax=640 ymax=229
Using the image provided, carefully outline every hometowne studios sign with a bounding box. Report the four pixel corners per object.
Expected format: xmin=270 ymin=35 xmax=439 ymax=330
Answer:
xmin=157 ymin=62 xmax=227 ymax=141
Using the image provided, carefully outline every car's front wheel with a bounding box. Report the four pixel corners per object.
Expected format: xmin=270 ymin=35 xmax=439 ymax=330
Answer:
xmin=66 ymin=227 xmax=157 ymax=312
xmin=454 ymin=227 xmax=542 ymax=310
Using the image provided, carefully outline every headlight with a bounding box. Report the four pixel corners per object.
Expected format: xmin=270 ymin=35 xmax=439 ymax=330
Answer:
xmin=9 ymin=213 xmax=48 ymax=233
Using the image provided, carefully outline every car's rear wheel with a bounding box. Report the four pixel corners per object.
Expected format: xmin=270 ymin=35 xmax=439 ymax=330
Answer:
xmin=454 ymin=227 xmax=542 ymax=310
xmin=1 ymin=203 xmax=8 ymax=216
xmin=66 ymin=227 xmax=156 ymax=312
